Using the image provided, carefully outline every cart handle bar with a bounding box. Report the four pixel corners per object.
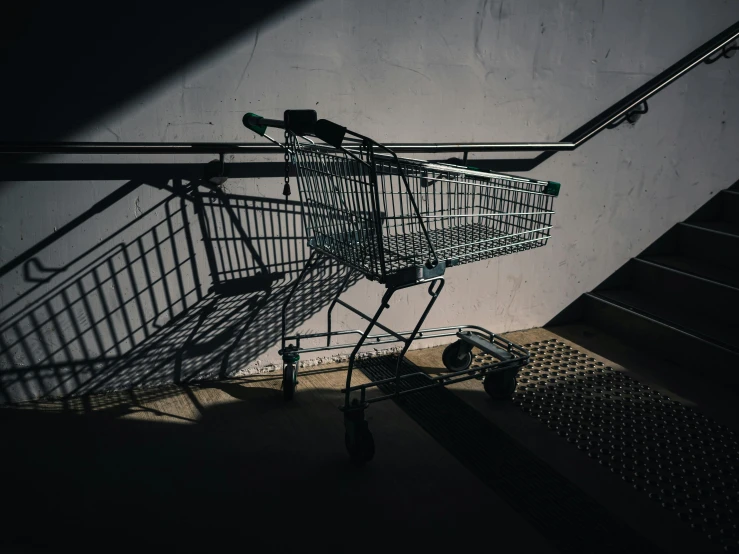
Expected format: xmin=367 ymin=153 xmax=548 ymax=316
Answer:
xmin=244 ymin=111 xmax=348 ymax=148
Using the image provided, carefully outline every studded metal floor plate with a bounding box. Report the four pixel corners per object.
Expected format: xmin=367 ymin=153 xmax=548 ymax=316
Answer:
xmin=357 ymin=355 xmax=661 ymax=553
xmin=510 ymin=339 xmax=739 ymax=552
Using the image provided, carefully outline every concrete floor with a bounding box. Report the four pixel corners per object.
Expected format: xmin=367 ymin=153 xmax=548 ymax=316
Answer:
xmin=1 ymin=341 xmax=554 ymax=553
xmin=2 ymin=327 xmax=734 ymax=553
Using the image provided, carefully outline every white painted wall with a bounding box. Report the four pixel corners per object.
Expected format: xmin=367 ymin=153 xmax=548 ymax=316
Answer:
xmin=1 ymin=0 xmax=738 ymax=402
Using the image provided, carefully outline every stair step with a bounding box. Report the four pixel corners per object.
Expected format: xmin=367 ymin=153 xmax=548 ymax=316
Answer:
xmin=566 ymin=186 xmax=739 ymax=384
xmin=593 ymin=288 xmax=739 ymax=350
xmin=720 ymin=190 xmax=739 ymax=225
xmin=687 ymin=189 xmax=739 ymax=226
xmin=581 ymin=293 xmax=739 ymax=382
xmin=686 ymin=219 xmax=739 ymax=237
xmin=677 ymin=222 xmax=739 ymax=270
xmin=597 ymin=258 xmax=739 ymax=325
xmin=639 ymin=253 xmax=739 ymax=289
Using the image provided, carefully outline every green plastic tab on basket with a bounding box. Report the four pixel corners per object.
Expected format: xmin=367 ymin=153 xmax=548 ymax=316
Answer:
xmin=244 ymin=112 xmax=267 ymax=136
xmin=544 ymin=181 xmax=561 ymax=196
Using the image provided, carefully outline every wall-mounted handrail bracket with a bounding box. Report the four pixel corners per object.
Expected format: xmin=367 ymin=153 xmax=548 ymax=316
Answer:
xmin=705 ymin=40 xmax=737 ymax=64
xmin=606 ymin=101 xmax=649 ymax=129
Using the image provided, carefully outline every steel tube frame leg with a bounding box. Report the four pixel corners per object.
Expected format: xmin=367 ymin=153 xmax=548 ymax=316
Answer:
xmin=392 ymin=278 xmax=445 ymax=395
xmin=343 ymin=276 xmax=445 ymax=410
xmin=343 ymin=286 xmax=396 ymax=410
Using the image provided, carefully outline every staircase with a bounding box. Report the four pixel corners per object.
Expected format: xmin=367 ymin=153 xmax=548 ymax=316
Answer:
xmin=549 ymin=181 xmax=739 ymax=386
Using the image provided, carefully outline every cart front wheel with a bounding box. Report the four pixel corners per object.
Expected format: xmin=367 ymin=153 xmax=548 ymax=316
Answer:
xmin=483 ymin=370 xmax=518 ymax=400
xmin=345 ymin=427 xmax=375 ymax=465
xmin=442 ymin=340 xmax=472 ymax=372
xmin=283 ymin=363 xmax=297 ymax=401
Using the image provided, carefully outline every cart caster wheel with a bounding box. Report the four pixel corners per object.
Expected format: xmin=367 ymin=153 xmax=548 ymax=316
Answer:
xmin=345 ymin=426 xmax=375 ymax=465
xmin=442 ymin=340 xmax=472 ymax=372
xmin=283 ymin=363 xmax=297 ymax=401
xmin=483 ymin=370 xmax=518 ymax=400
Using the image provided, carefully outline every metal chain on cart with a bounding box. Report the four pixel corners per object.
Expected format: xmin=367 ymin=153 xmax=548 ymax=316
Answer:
xmin=283 ymin=129 xmax=291 ymax=203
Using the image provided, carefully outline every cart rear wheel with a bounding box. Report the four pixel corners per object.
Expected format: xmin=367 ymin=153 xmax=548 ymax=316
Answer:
xmin=442 ymin=340 xmax=472 ymax=372
xmin=483 ymin=370 xmax=518 ymax=400
xmin=283 ymin=363 xmax=297 ymax=401
xmin=345 ymin=426 xmax=375 ymax=465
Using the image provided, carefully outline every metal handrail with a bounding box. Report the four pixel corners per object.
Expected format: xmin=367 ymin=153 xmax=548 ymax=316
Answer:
xmin=1 ymin=21 xmax=736 ymax=156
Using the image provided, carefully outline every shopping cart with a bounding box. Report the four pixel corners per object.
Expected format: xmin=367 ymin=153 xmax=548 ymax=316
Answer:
xmin=244 ymin=110 xmax=561 ymax=464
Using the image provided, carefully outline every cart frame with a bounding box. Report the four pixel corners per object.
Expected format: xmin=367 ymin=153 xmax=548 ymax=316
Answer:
xmin=244 ymin=110 xmax=557 ymax=463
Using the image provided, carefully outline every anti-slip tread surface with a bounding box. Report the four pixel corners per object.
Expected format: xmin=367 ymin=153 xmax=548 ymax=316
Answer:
xmin=357 ymin=355 xmax=662 ymax=553
xmin=512 ymin=339 xmax=739 ymax=552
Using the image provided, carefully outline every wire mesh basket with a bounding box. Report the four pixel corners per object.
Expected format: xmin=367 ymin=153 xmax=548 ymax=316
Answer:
xmin=289 ymin=137 xmax=560 ymax=284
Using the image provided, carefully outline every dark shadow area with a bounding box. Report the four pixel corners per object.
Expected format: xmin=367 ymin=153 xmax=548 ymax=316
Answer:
xmin=0 ymin=0 xmax=305 ymax=142
xmin=0 ymin=174 xmax=360 ymax=404
xmin=0 ymin=366 xmax=560 ymax=554
xmin=0 ymin=385 xmax=484 ymax=552
xmin=1 ymin=345 xmax=734 ymax=552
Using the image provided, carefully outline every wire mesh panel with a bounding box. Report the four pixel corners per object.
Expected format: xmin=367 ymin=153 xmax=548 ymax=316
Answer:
xmin=291 ymin=139 xmax=559 ymax=283
xmin=291 ymin=142 xmax=384 ymax=278
xmin=376 ymin=158 xmax=557 ymax=269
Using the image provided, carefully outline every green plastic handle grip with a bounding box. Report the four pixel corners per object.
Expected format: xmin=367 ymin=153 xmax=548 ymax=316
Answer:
xmin=243 ymin=112 xmax=267 ymax=136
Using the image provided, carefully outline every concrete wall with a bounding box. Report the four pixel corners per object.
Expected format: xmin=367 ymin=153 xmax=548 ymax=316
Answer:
xmin=1 ymin=0 xmax=738 ymax=403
